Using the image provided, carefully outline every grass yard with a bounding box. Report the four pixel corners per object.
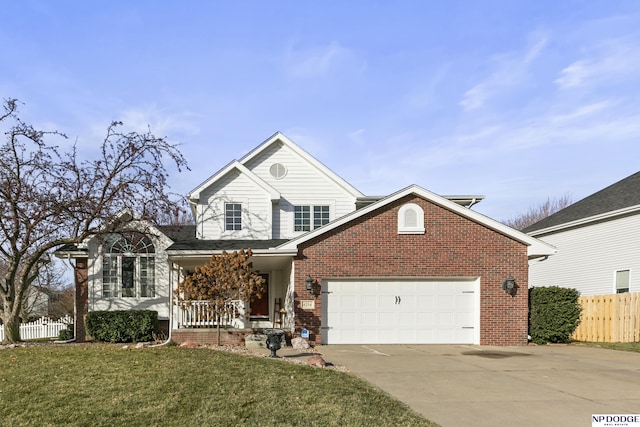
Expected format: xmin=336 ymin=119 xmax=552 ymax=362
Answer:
xmin=0 ymin=344 xmax=435 ymax=426
xmin=574 ymin=341 xmax=640 ymax=353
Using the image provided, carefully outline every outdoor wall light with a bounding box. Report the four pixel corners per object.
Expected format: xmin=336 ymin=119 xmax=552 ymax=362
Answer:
xmin=305 ymin=275 xmax=313 ymax=291
xmin=502 ymin=274 xmax=517 ymax=297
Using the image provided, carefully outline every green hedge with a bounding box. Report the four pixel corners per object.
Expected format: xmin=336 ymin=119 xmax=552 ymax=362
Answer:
xmin=58 ymin=328 xmax=74 ymax=341
xmin=85 ymin=310 xmax=158 ymax=343
xmin=529 ymin=286 xmax=582 ymax=344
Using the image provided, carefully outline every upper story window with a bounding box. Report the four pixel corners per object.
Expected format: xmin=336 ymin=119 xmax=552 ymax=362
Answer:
xmin=616 ymin=270 xmax=630 ymax=293
xmin=102 ymin=232 xmax=155 ymax=298
xmin=398 ymin=203 xmax=425 ymax=234
xmin=269 ymin=163 xmax=287 ymax=179
xmin=295 ymin=205 xmax=330 ymax=232
xmin=225 ymin=203 xmax=242 ymax=231
xmin=314 ymin=205 xmax=330 ymax=229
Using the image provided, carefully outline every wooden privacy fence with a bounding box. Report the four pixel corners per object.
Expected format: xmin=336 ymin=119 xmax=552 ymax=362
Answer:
xmin=0 ymin=316 xmax=73 ymax=342
xmin=572 ymin=292 xmax=640 ymax=342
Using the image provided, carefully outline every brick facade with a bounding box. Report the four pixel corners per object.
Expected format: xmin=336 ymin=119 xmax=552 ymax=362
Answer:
xmin=293 ymin=195 xmax=529 ymax=346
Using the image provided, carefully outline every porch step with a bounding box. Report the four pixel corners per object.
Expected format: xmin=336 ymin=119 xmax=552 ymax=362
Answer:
xmin=245 ymin=334 xmax=267 ymax=349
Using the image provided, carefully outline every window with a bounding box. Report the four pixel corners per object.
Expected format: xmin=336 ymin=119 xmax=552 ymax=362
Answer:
xmin=295 ymin=205 xmax=330 ymax=231
xmin=314 ymin=206 xmax=330 ymax=229
xmin=102 ymin=232 xmax=156 ymax=298
xmin=294 ymin=206 xmax=311 ymax=231
xmin=616 ymin=270 xmax=630 ymax=294
xmin=398 ymin=203 xmax=425 ymax=234
xmin=225 ymin=203 xmax=242 ymax=231
xmin=269 ymin=163 xmax=287 ymax=179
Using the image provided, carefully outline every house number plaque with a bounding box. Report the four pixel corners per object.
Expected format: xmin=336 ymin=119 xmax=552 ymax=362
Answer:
xmin=300 ymin=300 xmax=315 ymax=310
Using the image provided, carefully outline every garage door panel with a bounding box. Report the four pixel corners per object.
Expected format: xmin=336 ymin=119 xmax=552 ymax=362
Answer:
xmin=322 ymin=279 xmax=477 ymax=345
xmin=360 ymin=295 xmax=377 ymax=310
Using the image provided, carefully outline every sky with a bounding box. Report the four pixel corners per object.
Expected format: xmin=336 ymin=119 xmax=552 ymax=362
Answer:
xmin=2 ymin=1 xmax=640 ymax=223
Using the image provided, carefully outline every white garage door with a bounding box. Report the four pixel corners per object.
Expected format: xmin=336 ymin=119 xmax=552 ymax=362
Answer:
xmin=321 ymin=279 xmax=478 ymax=344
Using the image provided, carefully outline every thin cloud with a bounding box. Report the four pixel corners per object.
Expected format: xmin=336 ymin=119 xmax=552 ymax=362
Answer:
xmin=549 ymin=101 xmax=613 ymax=124
xmin=459 ymin=33 xmax=549 ymax=111
xmin=116 ymin=107 xmax=201 ymax=139
xmin=555 ymin=37 xmax=640 ymax=89
xmin=284 ymin=41 xmax=367 ymax=79
xmin=347 ymin=128 xmax=366 ymax=146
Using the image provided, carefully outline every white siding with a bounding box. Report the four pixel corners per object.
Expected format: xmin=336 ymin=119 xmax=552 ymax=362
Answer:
xmin=244 ymin=141 xmax=357 ymax=239
xmin=197 ymin=169 xmax=272 ymax=240
xmin=529 ymin=214 xmax=640 ymax=296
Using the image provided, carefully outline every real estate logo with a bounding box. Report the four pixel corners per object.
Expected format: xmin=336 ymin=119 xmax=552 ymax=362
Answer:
xmin=592 ymin=414 xmax=640 ymax=427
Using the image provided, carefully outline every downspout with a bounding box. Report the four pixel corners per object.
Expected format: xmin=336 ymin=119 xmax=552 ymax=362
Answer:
xmin=467 ymin=198 xmax=479 ymax=209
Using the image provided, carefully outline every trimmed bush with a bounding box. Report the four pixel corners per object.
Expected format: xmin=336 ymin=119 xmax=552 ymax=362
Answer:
xmin=529 ymin=286 xmax=582 ymax=344
xmin=85 ymin=310 xmax=158 ymax=343
xmin=58 ymin=328 xmax=74 ymax=341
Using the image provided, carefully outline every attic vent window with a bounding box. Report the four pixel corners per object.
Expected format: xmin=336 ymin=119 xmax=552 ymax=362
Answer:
xmin=270 ymin=163 xmax=287 ymax=179
xmin=398 ymin=203 xmax=425 ymax=234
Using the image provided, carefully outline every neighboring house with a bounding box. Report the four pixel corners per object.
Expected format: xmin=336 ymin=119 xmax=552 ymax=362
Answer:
xmin=525 ymin=171 xmax=640 ymax=296
xmin=23 ymin=287 xmax=50 ymax=319
xmin=57 ymin=132 xmax=554 ymax=346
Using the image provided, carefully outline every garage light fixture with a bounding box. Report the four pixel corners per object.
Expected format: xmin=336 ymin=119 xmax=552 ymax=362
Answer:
xmin=502 ymin=274 xmax=517 ymax=297
xmin=305 ymin=275 xmax=313 ymax=291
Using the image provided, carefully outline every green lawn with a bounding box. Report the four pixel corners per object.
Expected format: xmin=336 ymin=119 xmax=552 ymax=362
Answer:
xmin=573 ymin=341 xmax=640 ymax=353
xmin=0 ymin=344 xmax=435 ymax=426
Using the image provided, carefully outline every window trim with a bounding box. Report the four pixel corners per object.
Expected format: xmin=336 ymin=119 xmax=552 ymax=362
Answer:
xmin=294 ymin=205 xmax=311 ymax=232
xmin=225 ymin=202 xmax=243 ymax=231
xmin=101 ymin=233 xmax=156 ymax=299
xmin=398 ymin=203 xmax=425 ymax=234
xmin=294 ymin=204 xmax=331 ymax=232
xmin=615 ymin=269 xmax=630 ymax=294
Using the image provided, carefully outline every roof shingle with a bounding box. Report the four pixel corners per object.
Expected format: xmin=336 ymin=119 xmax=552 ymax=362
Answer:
xmin=523 ymin=171 xmax=640 ymax=233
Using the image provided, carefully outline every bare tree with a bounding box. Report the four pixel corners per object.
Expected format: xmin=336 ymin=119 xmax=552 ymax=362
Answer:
xmin=174 ymin=249 xmax=265 ymax=345
xmin=0 ymin=98 xmax=188 ymax=343
xmin=47 ymin=284 xmax=74 ymax=320
xmin=22 ymin=260 xmax=73 ymax=320
xmin=503 ymin=193 xmax=573 ymax=231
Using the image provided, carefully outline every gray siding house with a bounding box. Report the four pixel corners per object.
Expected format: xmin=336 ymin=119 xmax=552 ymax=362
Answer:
xmin=525 ymin=171 xmax=640 ymax=296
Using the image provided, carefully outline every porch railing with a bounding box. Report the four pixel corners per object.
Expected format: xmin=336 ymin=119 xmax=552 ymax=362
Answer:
xmin=177 ymin=300 xmax=244 ymax=329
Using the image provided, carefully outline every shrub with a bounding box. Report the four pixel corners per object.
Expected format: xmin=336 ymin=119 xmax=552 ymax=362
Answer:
xmin=58 ymin=328 xmax=74 ymax=341
xmin=85 ymin=310 xmax=158 ymax=343
xmin=529 ymin=286 xmax=582 ymax=344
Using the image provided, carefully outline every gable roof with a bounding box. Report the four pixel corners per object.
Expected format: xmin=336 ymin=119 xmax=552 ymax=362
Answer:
xmin=278 ymin=185 xmax=556 ymax=259
xmin=188 ymin=160 xmax=281 ymax=201
xmin=524 ymin=171 xmax=640 ymax=235
xmin=188 ymin=132 xmax=364 ymax=201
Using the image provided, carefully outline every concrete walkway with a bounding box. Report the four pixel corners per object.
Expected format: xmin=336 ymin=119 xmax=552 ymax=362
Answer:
xmin=316 ymin=344 xmax=640 ymax=427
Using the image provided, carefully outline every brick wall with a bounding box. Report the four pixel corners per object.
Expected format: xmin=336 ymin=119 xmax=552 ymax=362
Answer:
xmin=293 ymin=195 xmax=529 ymax=346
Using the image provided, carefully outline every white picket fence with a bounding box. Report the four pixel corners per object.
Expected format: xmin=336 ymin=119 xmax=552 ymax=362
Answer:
xmin=0 ymin=316 xmax=73 ymax=342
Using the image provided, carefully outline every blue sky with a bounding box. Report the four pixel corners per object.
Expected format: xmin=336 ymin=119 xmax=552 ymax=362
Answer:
xmin=2 ymin=1 xmax=640 ymax=222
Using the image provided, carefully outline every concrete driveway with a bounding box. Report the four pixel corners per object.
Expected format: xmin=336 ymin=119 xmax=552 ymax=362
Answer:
xmin=316 ymin=344 xmax=640 ymax=427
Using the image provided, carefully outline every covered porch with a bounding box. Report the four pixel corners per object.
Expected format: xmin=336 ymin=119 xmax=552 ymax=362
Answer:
xmin=167 ymin=249 xmax=296 ymax=335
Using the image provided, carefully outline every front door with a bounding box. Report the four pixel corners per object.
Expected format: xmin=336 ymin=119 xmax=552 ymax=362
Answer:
xmin=250 ymin=274 xmax=269 ymax=318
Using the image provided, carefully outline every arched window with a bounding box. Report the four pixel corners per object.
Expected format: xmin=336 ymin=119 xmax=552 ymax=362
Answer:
xmin=398 ymin=203 xmax=425 ymax=234
xmin=102 ymin=232 xmax=156 ymax=298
